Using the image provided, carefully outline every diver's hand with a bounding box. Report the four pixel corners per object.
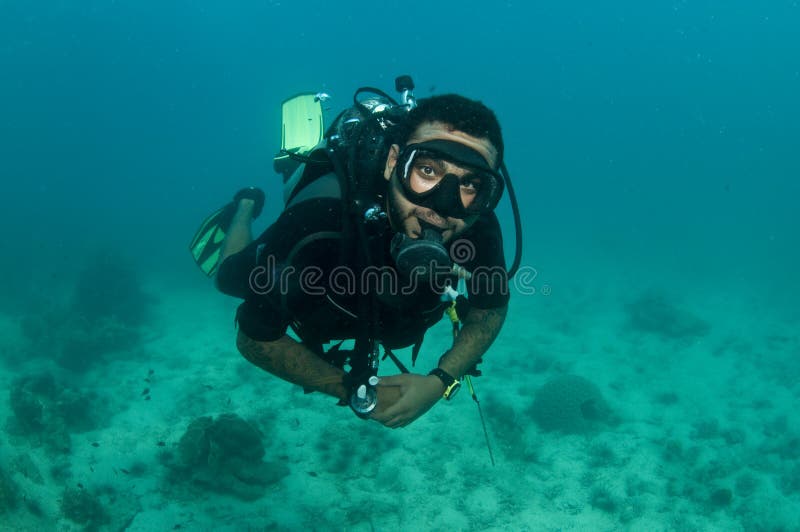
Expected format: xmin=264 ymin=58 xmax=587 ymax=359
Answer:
xmin=371 ymin=383 xmax=402 ymax=418
xmin=370 ymin=374 xmax=444 ymax=429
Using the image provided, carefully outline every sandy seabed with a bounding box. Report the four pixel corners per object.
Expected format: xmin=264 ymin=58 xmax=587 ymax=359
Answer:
xmin=1 ymin=269 xmax=798 ymax=531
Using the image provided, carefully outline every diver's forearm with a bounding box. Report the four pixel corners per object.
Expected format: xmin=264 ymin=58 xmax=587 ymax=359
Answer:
xmin=236 ymin=331 xmax=348 ymax=400
xmin=438 ymin=305 xmax=507 ymax=378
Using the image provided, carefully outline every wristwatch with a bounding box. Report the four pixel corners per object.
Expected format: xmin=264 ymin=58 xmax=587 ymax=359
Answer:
xmin=428 ymin=368 xmax=461 ymax=400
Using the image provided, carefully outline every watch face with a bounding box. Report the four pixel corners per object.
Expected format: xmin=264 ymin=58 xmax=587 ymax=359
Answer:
xmin=444 ymin=381 xmax=461 ymax=400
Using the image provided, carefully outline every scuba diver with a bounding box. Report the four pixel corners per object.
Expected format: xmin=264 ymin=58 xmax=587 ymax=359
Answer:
xmin=190 ymin=78 xmax=521 ymax=429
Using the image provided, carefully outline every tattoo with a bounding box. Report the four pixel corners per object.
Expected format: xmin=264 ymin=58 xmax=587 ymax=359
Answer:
xmin=439 ymin=305 xmax=508 ymax=377
xmin=236 ymin=331 xmax=348 ymax=400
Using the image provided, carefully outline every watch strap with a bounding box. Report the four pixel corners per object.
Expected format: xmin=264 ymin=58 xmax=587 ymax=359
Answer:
xmin=428 ymin=368 xmax=460 ymax=400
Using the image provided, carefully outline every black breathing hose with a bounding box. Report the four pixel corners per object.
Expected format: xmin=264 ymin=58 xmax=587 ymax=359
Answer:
xmin=501 ymin=162 xmax=523 ymax=280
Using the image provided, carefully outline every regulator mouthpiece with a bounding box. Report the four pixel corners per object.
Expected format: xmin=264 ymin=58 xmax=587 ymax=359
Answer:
xmin=390 ymin=227 xmax=451 ymax=282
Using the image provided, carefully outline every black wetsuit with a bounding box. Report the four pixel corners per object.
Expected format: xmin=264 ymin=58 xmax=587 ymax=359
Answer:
xmin=217 ymin=185 xmax=509 ymax=353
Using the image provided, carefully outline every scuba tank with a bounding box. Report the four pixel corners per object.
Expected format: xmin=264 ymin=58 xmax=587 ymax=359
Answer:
xmin=278 ymin=76 xmax=417 ymax=208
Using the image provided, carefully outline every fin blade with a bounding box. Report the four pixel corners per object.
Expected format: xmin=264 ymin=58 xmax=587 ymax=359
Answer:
xmin=188 ymin=203 xmax=235 ymax=277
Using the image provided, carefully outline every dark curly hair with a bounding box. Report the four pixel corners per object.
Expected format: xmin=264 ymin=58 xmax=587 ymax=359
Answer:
xmin=392 ymin=94 xmax=504 ymax=165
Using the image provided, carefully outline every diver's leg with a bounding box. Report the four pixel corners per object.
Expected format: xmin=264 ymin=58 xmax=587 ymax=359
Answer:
xmin=218 ymin=186 xmax=266 ymax=262
xmin=219 ymin=199 xmax=257 ymax=262
xmin=214 ymin=187 xmax=266 ymax=294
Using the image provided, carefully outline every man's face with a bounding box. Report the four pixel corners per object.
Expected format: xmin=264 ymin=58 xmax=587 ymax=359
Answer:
xmin=383 ymin=121 xmax=499 ymax=243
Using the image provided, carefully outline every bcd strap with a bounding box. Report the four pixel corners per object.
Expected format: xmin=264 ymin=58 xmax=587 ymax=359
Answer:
xmin=411 ymin=337 xmax=423 ymax=367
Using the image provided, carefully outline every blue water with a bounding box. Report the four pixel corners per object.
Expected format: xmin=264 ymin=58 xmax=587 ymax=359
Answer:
xmin=2 ymin=2 xmax=798 ymax=286
xmin=1 ymin=1 xmax=798 ymax=529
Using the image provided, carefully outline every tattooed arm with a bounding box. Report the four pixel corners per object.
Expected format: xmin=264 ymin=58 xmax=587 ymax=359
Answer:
xmin=371 ymin=304 xmax=508 ymax=428
xmin=438 ymin=304 xmax=508 ymax=378
xmin=236 ymin=330 xmax=349 ymax=401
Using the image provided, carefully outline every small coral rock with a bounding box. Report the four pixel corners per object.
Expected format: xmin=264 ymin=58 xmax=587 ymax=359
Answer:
xmin=167 ymin=413 xmax=286 ymax=501
xmin=175 ymin=416 xmax=213 ymax=469
xmin=625 ymin=292 xmax=710 ymax=339
xmin=530 ymin=374 xmax=612 ymax=434
xmin=208 ymin=413 xmax=265 ymax=462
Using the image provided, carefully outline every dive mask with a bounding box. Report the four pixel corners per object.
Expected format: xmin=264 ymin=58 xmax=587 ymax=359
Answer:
xmin=396 ymin=139 xmax=504 ymax=219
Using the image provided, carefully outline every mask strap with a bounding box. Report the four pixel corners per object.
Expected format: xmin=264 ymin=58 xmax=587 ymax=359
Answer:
xmin=401 ymin=148 xmax=417 ymax=180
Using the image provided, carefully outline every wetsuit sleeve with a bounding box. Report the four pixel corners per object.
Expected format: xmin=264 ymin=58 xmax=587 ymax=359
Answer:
xmin=216 ymin=197 xmax=342 ymax=341
xmin=456 ymin=213 xmax=510 ymax=309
